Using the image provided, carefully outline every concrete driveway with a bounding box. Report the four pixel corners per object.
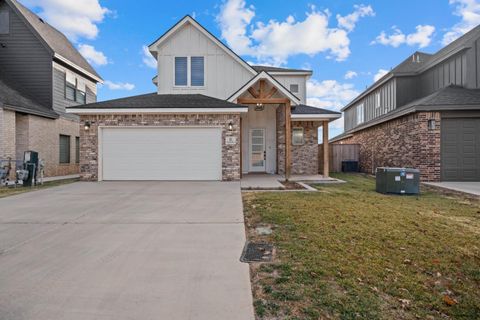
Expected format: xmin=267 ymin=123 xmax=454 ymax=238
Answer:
xmin=425 ymin=181 xmax=480 ymax=196
xmin=0 ymin=182 xmax=254 ymax=320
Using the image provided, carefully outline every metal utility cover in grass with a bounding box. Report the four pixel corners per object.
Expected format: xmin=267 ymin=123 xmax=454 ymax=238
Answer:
xmin=240 ymin=242 xmax=273 ymax=263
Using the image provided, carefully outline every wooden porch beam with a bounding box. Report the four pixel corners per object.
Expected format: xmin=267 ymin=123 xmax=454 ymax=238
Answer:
xmin=237 ymin=98 xmax=290 ymax=105
xmin=285 ymin=100 xmax=292 ymax=181
xmin=323 ymin=121 xmax=329 ymax=178
xmin=248 ymin=87 xmax=260 ymax=98
xmin=259 ymin=80 xmax=266 ymax=98
xmin=264 ymin=87 xmax=278 ymax=99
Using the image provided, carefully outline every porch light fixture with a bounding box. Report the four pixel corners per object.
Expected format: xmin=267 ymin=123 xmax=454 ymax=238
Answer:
xmin=228 ymin=122 xmax=234 ymax=131
xmin=427 ymin=119 xmax=436 ymax=130
xmin=84 ymin=121 xmax=91 ymax=131
xmin=255 ymin=103 xmax=264 ymax=111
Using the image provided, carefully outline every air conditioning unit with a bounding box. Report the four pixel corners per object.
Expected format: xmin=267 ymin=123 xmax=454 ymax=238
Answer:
xmin=376 ymin=167 xmax=420 ymax=195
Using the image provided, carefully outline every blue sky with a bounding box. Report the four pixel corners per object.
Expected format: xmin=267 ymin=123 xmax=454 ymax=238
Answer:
xmin=24 ymin=0 xmax=480 ymax=137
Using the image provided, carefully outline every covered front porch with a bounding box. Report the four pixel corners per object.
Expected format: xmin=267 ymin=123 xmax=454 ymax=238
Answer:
xmin=228 ymin=71 xmax=341 ymax=181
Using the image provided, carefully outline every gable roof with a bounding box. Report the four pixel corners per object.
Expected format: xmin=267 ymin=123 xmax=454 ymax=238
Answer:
xmin=6 ymin=0 xmax=102 ymax=82
xmin=148 ymin=15 xmax=257 ymax=76
xmin=0 ymin=77 xmax=58 ymax=118
xmin=391 ymin=52 xmax=433 ymax=74
xmin=66 ymin=93 xmax=247 ymax=110
xmin=227 ymin=71 xmax=301 ymax=105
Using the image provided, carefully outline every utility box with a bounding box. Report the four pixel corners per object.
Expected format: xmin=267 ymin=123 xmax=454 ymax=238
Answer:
xmin=376 ymin=167 xmax=420 ymax=195
xmin=342 ymin=160 xmax=359 ymax=172
xmin=23 ymin=151 xmax=39 ymax=187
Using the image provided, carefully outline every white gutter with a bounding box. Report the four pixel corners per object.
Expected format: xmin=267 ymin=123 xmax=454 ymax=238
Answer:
xmin=291 ymin=114 xmax=341 ymax=121
xmin=54 ymin=53 xmax=103 ymax=83
xmin=66 ymin=107 xmax=249 ymax=114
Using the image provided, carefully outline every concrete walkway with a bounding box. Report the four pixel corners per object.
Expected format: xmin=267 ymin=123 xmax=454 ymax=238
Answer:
xmin=0 ymin=181 xmax=254 ymax=320
xmin=425 ymin=181 xmax=480 ymax=196
xmin=42 ymin=174 xmax=80 ymax=182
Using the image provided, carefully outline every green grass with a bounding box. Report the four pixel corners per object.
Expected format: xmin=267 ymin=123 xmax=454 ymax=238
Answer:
xmin=0 ymin=178 xmax=79 ymax=199
xmin=243 ymin=173 xmax=480 ymax=320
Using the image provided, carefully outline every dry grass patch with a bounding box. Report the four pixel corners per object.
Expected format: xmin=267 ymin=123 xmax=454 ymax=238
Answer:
xmin=243 ymin=173 xmax=480 ymax=320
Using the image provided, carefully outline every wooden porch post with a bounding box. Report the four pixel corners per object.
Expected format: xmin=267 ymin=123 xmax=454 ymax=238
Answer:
xmin=323 ymin=121 xmax=329 ymax=178
xmin=285 ymin=101 xmax=292 ymax=180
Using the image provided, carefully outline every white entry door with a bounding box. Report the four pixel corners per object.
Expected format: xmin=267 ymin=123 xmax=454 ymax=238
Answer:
xmin=250 ymin=128 xmax=266 ymax=172
xmin=101 ymin=127 xmax=222 ymax=181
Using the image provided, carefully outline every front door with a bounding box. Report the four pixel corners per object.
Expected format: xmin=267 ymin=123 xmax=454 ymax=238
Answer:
xmin=250 ymin=128 xmax=266 ymax=172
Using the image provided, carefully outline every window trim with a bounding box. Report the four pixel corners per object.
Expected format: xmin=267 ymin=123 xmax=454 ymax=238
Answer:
xmin=173 ymin=56 xmax=206 ymax=88
xmin=356 ymin=103 xmax=365 ymax=125
xmin=64 ymin=72 xmax=87 ymax=104
xmin=59 ymin=134 xmax=71 ymax=164
xmin=375 ymin=92 xmax=381 ymax=109
xmin=292 ymin=127 xmax=305 ymax=146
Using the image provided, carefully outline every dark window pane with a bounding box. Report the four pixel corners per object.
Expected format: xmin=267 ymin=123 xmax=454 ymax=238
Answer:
xmin=175 ymin=57 xmax=188 ymax=86
xmin=290 ymin=84 xmax=299 ymax=93
xmin=66 ymin=85 xmax=75 ymax=101
xmin=76 ymin=90 xmax=86 ymax=104
xmin=191 ymin=56 xmax=204 ymax=86
xmin=59 ymin=135 xmax=70 ymax=164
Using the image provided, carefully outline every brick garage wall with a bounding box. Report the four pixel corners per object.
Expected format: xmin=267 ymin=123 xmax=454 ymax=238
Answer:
xmin=334 ymin=112 xmax=441 ymax=181
xmin=27 ymin=115 xmax=80 ymax=176
xmin=79 ymin=114 xmax=241 ymax=181
xmin=276 ymin=106 xmax=320 ymax=175
xmin=0 ymin=108 xmax=16 ymax=159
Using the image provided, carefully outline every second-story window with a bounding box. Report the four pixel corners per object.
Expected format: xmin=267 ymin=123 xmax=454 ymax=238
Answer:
xmin=375 ymin=92 xmax=381 ymax=108
xmin=65 ymin=72 xmax=86 ymax=104
xmin=174 ymin=57 xmax=188 ymax=86
xmin=174 ymin=56 xmax=205 ymax=87
xmin=290 ymin=84 xmax=299 ymax=93
xmin=191 ymin=56 xmax=204 ymax=86
xmin=356 ymin=103 xmax=365 ymax=125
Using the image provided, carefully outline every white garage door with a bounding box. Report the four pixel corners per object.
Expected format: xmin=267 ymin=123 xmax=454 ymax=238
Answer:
xmin=101 ymin=127 xmax=222 ymax=181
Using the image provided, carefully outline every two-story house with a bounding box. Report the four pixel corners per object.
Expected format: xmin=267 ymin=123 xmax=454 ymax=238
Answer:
xmin=67 ymin=15 xmax=340 ymax=181
xmin=332 ymin=25 xmax=480 ymax=182
xmin=0 ymin=0 xmax=101 ymax=177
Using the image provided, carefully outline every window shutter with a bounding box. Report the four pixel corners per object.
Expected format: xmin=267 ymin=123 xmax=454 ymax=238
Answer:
xmin=175 ymin=57 xmax=188 ymax=86
xmin=191 ymin=56 xmax=204 ymax=86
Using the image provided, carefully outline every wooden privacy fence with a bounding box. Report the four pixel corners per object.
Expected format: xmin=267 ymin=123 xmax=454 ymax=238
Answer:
xmin=318 ymin=144 xmax=360 ymax=173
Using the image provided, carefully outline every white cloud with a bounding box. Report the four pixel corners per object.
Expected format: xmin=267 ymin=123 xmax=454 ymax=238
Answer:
xmin=142 ymin=46 xmax=157 ymax=69
xmin=374 ymin=69 xmax=389 ymax=82
xmin=372 ymin=25 xmax=435 ymax=48
xmin=23 ymin=0 xmax=110 ymax=41
xmin=217 ymin=0 xmax=374 ymax=65
xmin=103 ymin=80 xmax=135 ymax=91
xmin=344 ymin=70 xmax=358 ymax=79
xmin=336 ymin=4 xmax=375 ymax=32
xmin=443 ymin=0 xmax=480 ymax=45
xmin=78 ymin=44 xmax=108 ymax=66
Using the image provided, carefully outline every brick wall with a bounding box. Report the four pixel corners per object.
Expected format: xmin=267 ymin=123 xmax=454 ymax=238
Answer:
xmin=79 ymin=114 xmax=241 ymax=181
xmin=1 ymin=110 xmax=79 ymax=177
xmin=334 ymin=112 xmax=441 ymax=181
xmin=276 ymin=106 xmax=320 ymax=175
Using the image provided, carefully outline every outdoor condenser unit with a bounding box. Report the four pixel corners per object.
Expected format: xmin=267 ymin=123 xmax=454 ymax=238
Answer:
xmin=376 ymin=167 xmax=420 ymax=195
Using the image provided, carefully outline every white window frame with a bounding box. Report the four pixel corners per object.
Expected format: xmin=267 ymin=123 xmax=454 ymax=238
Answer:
xmin=356 ymin=103 xmax=365 ymax=125
xmin=292 ymin=127 xmax=305 ymax=145
xmin=375 ymin=92 xmax=381 ymax=109
xmin=173 ymin=56 xmax=206 ymax=88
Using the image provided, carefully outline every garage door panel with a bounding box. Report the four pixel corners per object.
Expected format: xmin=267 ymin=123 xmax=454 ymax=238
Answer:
xmin=101 ymin=128 xmax=222 ymax=181
xmin=441 ymin=118 xmax=480 ymax=181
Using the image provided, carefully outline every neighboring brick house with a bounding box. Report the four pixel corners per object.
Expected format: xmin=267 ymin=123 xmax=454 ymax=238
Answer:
xmin=332 ymin=26 xmax=480 ymax=182
xmin=67 ymin=15 xmax=341 ymax=182
xmin=0 ymin=0 xmax=101 ymax=177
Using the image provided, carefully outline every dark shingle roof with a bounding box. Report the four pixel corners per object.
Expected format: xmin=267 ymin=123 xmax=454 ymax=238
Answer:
xmin=415 ymin=85 xmax=480 ymax=106
xmin=0 ymin=78 xmax=58 ymax=118
xmin=67 ymin=93 xmax=247 ymax=109
xmin=292 ymin=104 xmax=341 ymax=115
xmin=392 ymin=52 xmax=433 ymax=74
xmin=8 ymin=0 xmax=101 ymax=81
xmin=252 ymin=65 xmax=312 ymax=73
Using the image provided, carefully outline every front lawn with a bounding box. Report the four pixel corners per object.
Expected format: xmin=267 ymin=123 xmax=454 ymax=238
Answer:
xmin=243 ymin=174 xmax=480 ymax=319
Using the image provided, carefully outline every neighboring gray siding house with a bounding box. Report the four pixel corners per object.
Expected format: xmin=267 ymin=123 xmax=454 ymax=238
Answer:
xmin=68 ymin=15 xmax=340 ymax=182
xmin=333 ymin=25 xmax=480 ymax=182
xmin=0 ymin=0 xmax=101 ymax=177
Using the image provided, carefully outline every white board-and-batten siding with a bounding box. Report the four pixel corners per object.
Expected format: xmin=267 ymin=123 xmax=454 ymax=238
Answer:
xmin=154 ymin=22 xmax=254 ymax=100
